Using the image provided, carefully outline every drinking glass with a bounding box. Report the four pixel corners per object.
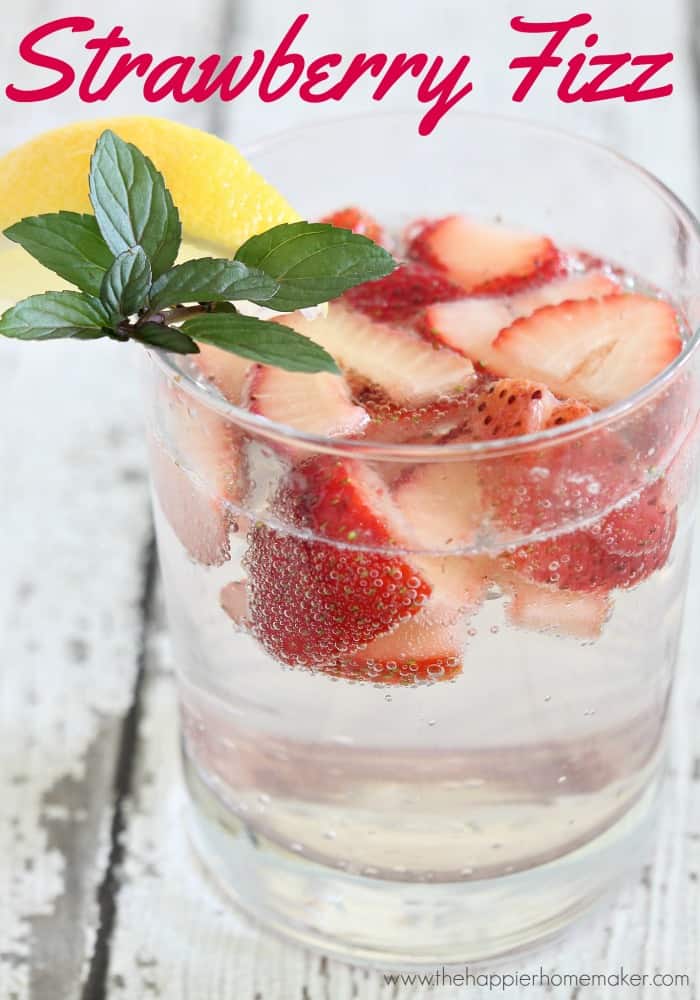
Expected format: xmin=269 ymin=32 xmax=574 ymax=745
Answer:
xmin=143 ymin=113 xmax=700 ymax=967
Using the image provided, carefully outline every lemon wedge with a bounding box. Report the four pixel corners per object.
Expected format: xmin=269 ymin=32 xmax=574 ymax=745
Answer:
xmin=0 ymin=116 xmax=299 ymax=250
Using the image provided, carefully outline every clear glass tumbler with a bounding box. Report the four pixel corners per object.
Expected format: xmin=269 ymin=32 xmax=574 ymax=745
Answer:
xmin=143 ymin=113 xmax=700 ymax=967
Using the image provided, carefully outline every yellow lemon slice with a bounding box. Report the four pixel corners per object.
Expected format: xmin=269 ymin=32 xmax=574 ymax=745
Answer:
xmin=0 ymin=116 xmax=300 ymax=308
xmin=0 ymin=116 xmax=298 ymax=249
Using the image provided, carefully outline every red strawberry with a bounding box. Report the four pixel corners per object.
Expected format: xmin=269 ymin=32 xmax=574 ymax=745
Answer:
xmin=148 ymin=385 xmax=241 ymax=566
xmin=220 ymin=580 xmax=249 ymax=625
xmin=593 ymin=481 xmax=676 ymax=558
xmin=458 ymin=378 xmax=560 ymax=440
xmin=343 ymin=262 xmax=464 ymax=322
xmin=393 ymin=457 xmax=484 ymax=550
xmin=356 ymin=384 xmax=472 ymax=445
xmin=512 ymin=270 xmax=620 ymax=314
xmin=280 ymin=304 xmax=475 ymax=405
xmin=546 ymin=399 xmax=593 ymax=427
xmin=242 ymin=364 xmax=369 ymax=438
xmin=407 ymin=215 xmax=562 ymax=295
xmin=193 ymin=343 xmax=253 ymax=404
xmin=325 ymin=606 xmax=463 ymax=685
xmin=421 ymin=271 xmax=619 ymax=372
xmin=149 ymin=437 xmax=233 ymax=566
xmin=467 ymin=383 xmax=640 ymax=539
xmin=320 ymin=206 xmax=385 ymax=245
xmin=506 ymin=483 xmax=677 ymax=592
xmin=491 ymin=294 xmax=683 ymax=408
xmin=245 ymin=457 xmax=431 ymax=667
xmin=503 ymin=576 xmax=611 ymax=639
xmin=420 ymin=298 xmax=514 ymax=372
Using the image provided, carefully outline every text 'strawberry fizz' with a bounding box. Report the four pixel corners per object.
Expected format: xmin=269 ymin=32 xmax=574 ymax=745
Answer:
xmin=142 ymin=116 xmax=700 ymax=966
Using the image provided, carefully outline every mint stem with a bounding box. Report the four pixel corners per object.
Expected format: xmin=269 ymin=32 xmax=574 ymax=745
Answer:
xmin=141 ymin=303 xmax=209 ymax=327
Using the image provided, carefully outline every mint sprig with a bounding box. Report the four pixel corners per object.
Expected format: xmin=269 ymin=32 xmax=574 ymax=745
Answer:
xmin=0 ymin=129 xmax=395 ymax=373
xmin=235 ymin=221 xmax=395 ymax=311
xmin=101 ymin=246 xmax=152 ymax=320
xmin=4 ymin=212 xmax=113 ymax=296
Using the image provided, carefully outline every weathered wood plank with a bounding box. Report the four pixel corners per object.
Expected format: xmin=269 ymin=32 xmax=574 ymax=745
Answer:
xmin=0 ymin=343 xmax=152 ymax=1000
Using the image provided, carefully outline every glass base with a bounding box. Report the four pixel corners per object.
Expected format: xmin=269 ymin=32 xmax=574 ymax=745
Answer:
xmin=183 ymin=750 xmax=660 ymax=969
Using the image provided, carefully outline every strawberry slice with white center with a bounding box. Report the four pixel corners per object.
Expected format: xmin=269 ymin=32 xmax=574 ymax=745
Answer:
xmin=245 ymin=456 xmax=432 ymax=667
xmin=280 ymin=304 xmax=475 ymax=405
xmin=325 ymin=604 xmax=463 ymax=685
xmin=394 ymin=461 xmax=484 ymax=550
xmin=503 ymin=577 xmax=612 ymax=640
xmin=422 ymin=271 xmax=619 ymax=372
xmin=242 ymin=364 xmax=369 ymax=438
xmin=407 ymin=215 xmax=561 ymax=295
xmin=149 ymin=385 xmax=240 ymax=566
xmin=491 ymin=294 xmax=683 ymax=408
xmin=220 ymin=580 xmax=249 ymax=626
xmin=513 ymin=271 xmax=620 ymax=314
xmin=193 ymin=343 xmax=253 ymax=404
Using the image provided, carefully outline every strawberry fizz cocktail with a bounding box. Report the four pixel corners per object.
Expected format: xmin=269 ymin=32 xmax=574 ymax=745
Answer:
xmin=144 ymin=116 xmax=700 ymax=966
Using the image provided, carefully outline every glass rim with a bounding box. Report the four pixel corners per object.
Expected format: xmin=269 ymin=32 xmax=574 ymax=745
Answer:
xmin=151 ymin=110 xmax=700 ymax=462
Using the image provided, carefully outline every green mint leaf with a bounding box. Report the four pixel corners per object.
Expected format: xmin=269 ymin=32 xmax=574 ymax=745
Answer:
xmin=0 ymin=290 xmax=111 ymax=341
xmin=133 ymin=322 xmax=199 ymax=354
xmin=149 ymin=258 xmax=278 ymax=311
xmin=234 ymin=221 xmax=396 ymax=311
xmin=100 ymin=246 xmax=152 ymax=319
xmin=89 ymin=130 xmax=181 ymax=280
xmin=181 ymin=313 xmax=340 ymax=374
xmin=4 ymin=212 xmax=113 ymax=296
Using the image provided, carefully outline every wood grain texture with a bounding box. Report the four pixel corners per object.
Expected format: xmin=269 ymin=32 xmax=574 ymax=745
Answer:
xmin=0 ymin=0 xmax=698 ymax=997
xmin=0 ymin=343 xmax=152 ymax=1000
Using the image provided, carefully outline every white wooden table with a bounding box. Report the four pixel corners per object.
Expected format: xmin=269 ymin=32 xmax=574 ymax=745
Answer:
xmin=1 ymin=2 xmax=699 ymax=997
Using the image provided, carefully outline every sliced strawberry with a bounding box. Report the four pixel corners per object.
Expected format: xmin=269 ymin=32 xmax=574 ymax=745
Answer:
xmin=281 ymin=304 xmax=475 ymax=405
xmin=458 ymin=378 xmax=560 ymax=440
xmin=546 ymin=399 xmax=593 ymax=427
xmin=242 ymin=364 xmax=369 ymax=438
xmin=467 ymin=383 xmax=643 ymax=541
xmin=506 ymin=483 xmax=677 ymax=592
xmin=492 ymin=294 xmax=683 ymax=408
xmin=414 ymin=554 xmax=492 ymax=611
xmin=407 ymin=215 xmax=561 ymax=295
xmin=422 ymin=271 xmax=620 ymax=372
xmin=513 ymin=270 xmax=620 ymax=314
xmin=220 ymin=580 xmax=249 ymax=626
xmin=503 ymin=576 xmax=611 ymax=639
xmin=343 ymin=262 xmax=463 ymax=322
xmin=245 ymin=457 xmax=431 ymax=667
xmin=357 ymin=386 xmax=472 ymax=445
xmin=193 ymin=343 xmax=253 ymax=404
xmin=148 ymin=384 xmax=240 ymax=566
xmin=149 ymin=438 xmax=232 ymax=566
xmin=593 ymin=481 xmax=676 ymax=558
xmin=324 ymin=605 xmax=462 ymax=685
xmin=420 ymin=298 xmax=512 ymax=372
xmin=320 ymin=205 xmax=385 ymax=245
xmin=393 ymin=460 xmax=483 ymax=550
